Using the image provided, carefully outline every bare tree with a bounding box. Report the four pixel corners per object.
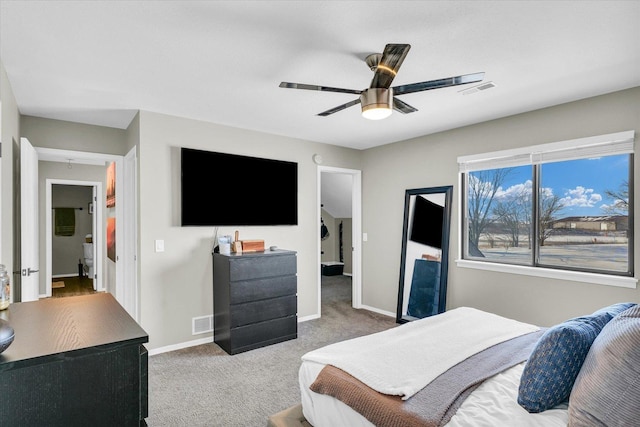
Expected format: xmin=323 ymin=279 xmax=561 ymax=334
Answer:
xmin=603 ymin=180 xmax=629 ymax=215
xmin=466 ymin=168 xmax=513 ymax=252
xmin=468 ymin=167 xmax=566 ymax=252
xmin=538 ymin=193 xmax=565 ymax=246
xmin=492 ymin=186 xmax=531 ymax=248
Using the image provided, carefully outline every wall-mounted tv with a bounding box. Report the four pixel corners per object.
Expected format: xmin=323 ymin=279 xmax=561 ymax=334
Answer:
xmin=181 ymin=148 xmax=298 ymax=226
xmin=410 ymin=195 xmax=444 ymax=248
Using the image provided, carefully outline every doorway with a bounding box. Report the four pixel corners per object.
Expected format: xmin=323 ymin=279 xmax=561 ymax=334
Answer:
xmin=46 ymin=180 xmax=102 ymax=297
xmin=317 ymin=166 xmax=362 ymax=316
xmin=21 ymin=144 xmax=139 ymax=321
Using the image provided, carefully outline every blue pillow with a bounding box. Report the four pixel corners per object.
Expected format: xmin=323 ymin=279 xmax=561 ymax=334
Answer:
xmin=517 ymin=303 xmax=636 ymax=413
xmin=591 ymin=302 xmax=637 ymax=319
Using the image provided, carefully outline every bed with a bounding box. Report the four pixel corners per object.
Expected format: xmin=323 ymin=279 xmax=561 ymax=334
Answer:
xmin=298 ymin=304 xmax=640 ymax=427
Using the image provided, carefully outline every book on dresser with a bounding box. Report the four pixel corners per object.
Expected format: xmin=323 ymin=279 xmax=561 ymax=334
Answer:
xmin=212 ymin=248 xmax=297 ymax=355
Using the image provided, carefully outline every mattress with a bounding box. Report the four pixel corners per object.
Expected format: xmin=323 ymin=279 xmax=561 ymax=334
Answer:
xmin=299 ymin=360 xmax=569 ymax=427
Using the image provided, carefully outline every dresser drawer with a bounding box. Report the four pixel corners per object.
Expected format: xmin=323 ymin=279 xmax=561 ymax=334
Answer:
xmin=231 ymin=295 xmax=296 ymax=327
xmin=213 ymin=250 xmax=298 ymax=355
xmin=229 ymin=254 xmax=296 ymax=281
xmin=229 ymin=316 xmax=297 ymax=354
xmin=230 ymin=275 xmax=296 ymax=304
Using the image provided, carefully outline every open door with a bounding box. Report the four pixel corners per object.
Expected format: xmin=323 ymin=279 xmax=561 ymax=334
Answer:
xmin=90 ymin=185 xmax=97 ymax=291
xmin=122 ymin=146 xmax=138 ymax=320
xmin=20 ymin=137 xmax=39 ymax=301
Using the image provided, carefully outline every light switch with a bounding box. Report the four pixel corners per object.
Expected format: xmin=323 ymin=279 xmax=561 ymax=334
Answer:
xmin=155 ymin=239 xmax=165 ymax=252
xmin=362 ymin=233 xmax=368 ymax=242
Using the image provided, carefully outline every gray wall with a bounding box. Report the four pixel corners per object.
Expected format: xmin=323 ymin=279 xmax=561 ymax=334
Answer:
xmin=362 ymin=87 xmax=640 ymax=327
xmin=21 ymin=115 xmax=128 ymax=155
xmin=320 ymin=209 xmax=337 ymax=263
xmin=136 ymin=110 xmax=362 ymax=349
xmin=342 ymin=217 xmax=353 ymax=274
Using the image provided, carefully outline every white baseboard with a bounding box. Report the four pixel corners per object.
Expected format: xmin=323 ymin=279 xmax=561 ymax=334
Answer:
xmin=148 ymin=336 xmax=212 ymax=356
xmin=149 ymin=306 xmax=394 ymax=356
xmin=358 ymin=304 xmax=395 ymax=318
xmin=298 ymin=313 xmax=320 ymax=322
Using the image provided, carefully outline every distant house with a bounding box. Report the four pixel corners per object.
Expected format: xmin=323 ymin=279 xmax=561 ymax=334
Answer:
xmin=551 ymin=215 xmax=628 ymax=232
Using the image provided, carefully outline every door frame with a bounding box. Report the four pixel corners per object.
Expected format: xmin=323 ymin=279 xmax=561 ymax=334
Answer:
xmin=45 ymin=179 xmax=103 ymax=296
xmin=29 ymin=146 xmax=138 ymax=319
xmin=317 ymin=166 xmax=362 ymax=316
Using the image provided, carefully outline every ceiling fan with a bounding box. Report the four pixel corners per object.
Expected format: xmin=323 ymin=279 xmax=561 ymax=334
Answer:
xmin=279 ymin=43 xmax=485 ymax=120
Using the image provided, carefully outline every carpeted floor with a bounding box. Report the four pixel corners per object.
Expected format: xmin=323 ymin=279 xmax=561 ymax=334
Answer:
xmin=146 ymin=274 xmax=397 ymax=426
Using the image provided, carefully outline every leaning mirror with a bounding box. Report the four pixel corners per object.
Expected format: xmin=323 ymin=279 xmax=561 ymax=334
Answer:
xmin=396 ymin=186 xmax=453 ymax=323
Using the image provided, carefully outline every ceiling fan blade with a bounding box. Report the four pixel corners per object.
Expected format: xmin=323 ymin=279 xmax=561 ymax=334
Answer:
xmin=393 ymin=97 xmax=418 ymax=114
xmin=279 ymin=82 xmax=362 ymax=95
xmin=369 ymin=43 xmax=411 ymax=89
xmin=393 ymin=72 xmax=485 ymax=96
xmin=318 ymin=99 xmax=361 ymax=117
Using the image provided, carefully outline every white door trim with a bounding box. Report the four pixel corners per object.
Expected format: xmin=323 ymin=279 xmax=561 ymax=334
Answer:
xmin=45 ymin=179 xmax=103 ymax=297
xmin=317 ymin=166 xmax=362 ymax=316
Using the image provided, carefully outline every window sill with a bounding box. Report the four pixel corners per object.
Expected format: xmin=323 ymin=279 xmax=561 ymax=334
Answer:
xmin=455 ymin=259 xmax=637 ymax=289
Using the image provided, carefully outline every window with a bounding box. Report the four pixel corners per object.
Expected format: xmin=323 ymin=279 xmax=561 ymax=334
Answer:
xmin=458 ymin=131 xmax=635 ymax=287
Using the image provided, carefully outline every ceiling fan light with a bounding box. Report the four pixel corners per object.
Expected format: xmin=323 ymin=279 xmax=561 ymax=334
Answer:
xmin=361 ymin=105 xmax=392 ymax=120
xmin=360 ymin=88 xmax=393 ymax=120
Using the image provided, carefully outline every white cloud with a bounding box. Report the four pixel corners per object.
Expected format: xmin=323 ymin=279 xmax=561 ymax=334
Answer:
xmin=495 ymin=180 xmax=532 ymax=201
xmin=560 ymin=186 xmax=602 ymax=208
xmin=494 ymin=180 xmax=559 ymax=203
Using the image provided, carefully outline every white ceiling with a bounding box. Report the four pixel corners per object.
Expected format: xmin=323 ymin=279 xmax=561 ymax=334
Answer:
xmin=321 ymin=172 xmax=353 ymax=219
xmin=1 ymin=1 xmax=639 ymax=150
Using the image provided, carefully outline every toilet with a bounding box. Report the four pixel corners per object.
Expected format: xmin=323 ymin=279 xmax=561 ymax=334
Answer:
xmin=83 ymin=234 xmax=94 ymax=278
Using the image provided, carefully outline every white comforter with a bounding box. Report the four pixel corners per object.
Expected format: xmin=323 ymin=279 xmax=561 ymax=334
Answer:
xmin=301 ymin=307 xmax=539 ymax=400
xmin=299 ymin=361 xmax=569 ymax=427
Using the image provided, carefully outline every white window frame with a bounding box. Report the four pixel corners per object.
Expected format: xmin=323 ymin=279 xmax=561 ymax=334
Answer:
xmin=456 ymin=130 xmax=637 ymax=289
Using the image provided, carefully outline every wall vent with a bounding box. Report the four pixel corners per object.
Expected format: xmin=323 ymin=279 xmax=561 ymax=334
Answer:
xmin=459 ymin=81 xmax=496 ymax=95
xmin=192 ymin=315 xmax=213 ymax=335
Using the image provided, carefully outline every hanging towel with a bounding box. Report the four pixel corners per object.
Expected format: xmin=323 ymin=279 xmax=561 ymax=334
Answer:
xmin=54 ymin=208 xmax=76 ymax=236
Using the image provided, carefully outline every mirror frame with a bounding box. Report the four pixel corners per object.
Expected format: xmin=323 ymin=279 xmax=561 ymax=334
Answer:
xmin=396 ymin=185 xmax=453 ymax=324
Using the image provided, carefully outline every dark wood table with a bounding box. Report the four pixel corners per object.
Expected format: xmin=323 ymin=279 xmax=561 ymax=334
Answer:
xmin=0 ymin=292 xmax=149 ymax=426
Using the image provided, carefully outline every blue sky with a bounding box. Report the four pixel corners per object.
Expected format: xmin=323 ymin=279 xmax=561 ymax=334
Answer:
xmin=490 ymin=154 xmax=628 ymax=217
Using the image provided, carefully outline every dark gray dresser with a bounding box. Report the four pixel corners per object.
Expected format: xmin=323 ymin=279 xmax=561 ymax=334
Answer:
xmin=0 ymin=293 xmax=148 ymax=426
xmin=212 ymin=249 xmax=297 ymax=354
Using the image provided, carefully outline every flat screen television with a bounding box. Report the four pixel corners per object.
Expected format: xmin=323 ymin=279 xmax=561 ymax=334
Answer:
xmin=410 ymin=195 xmax=444 ymax=248
xmin=181 ymin=148 xmax=298 ymax=226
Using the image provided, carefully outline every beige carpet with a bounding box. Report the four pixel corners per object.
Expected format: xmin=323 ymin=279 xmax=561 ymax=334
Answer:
xmin=52 ymin=281 xmax=65 ymax=288
xmin=147 ymin=274 xmax=398 ymax=426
